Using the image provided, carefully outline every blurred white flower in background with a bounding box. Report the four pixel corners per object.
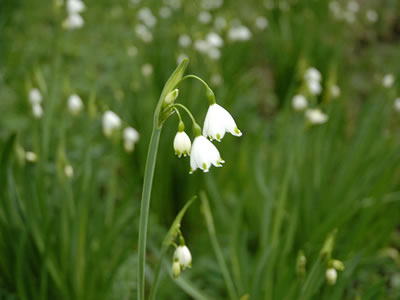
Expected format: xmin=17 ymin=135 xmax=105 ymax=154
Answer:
xmin=64 ymin=165 xmax=74 ymax=178
xmin=211 ymin=74 xmax=223 ymax=86
xmin=32 ymin=104 xmax=43 ymax=119
xmin=174 ymin=131 xmax=191 ymax=157
xmin=198 ymin=11 xmax=212 ymax=24
xmin=63 ymin=13 xmax=84 ymax=29
xmin=347 ymin=1 xmax=359 ymax=13
xmin=176 ymin=53 xmax=188 ymax=64
xmin=330 ymin=85 xmax=341 ymax=98
xmin=201 ymin=0 xmax=223 ymax=10
xmin=66 ymin=0 xmax=85 ymax=14
xmin=137 ymin=7 xmax=157 ymax=28
xmin=329 ymin=1 xmax=342 ymax=19
xmin=102 ymin=111 xmax=122 ymax=137
xmin=25 ymin=151 xmax=38 ymax=163
xmin=29 ymin=88 xmax=42 ymax=105
xmin=394 ymin=98 xmax=400 ymax=112
xmin=159 ymin=6 xmax=172 ymax=18
xmin=292 ymin=94 xmax=308 ymax=111
xmin=203 ymin=103 xmax=242 ymax=141
xmin=365 ymin=9 xmax=378 ymax=23
xmin=135 ymin=24 xmax=153 ymax=43
xmin=123 ymin=127 xmax=140 ymax=152
xmin=382 ymin=74 xmax=395 ymax=88
xmin=228 ymin=23 xmax=252 ymax=41
xmin=67 ymin=94 xmax=83 ymax=115
xmin=190 ymin=136 xmax=224 ymax=173
xmin=164 ymin=0 xmax=181 ymax=10
xmin=127 ymin=45 xmax=138 ymax=57
xmin=206 ymin=32 xmax=224 ymax=48
xmin=255 ymin=16 xmax=268 ymax=30
xmin=141 ymin=64 xmax=153 ymax=77
xmin=305 ymin=67 xmax=322 ymax=95
xmin=326 ymin=268 xmax=337 ymax=285
xmin=305 ymin=108 xmax=328 ymax=124
xmin=214 ymin=16 xmax=227 ymax=31
xmin=178 ymin=34 xmax=192 ymax=48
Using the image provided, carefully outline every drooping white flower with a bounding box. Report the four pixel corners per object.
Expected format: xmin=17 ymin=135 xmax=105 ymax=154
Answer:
xmin=305 ymin=108 xmax=328 ymax=124
xmin=68 ymin=94 xmax=83 ymax=115
xmin=123 ymin=126 xmax=140 ymax=152
xmin=64 ymin=165 xmax=74 ymax=178
xmin=174 ymin=131 xmax=191 ymax=157
xmin=29 ymin=88 xmax=42 ymax=105
xmin=307 ymin=80 xmax=322 ymax=95
xmin=25 ymin=151 xmax=38 ymax=162
xmin=206 ymin=32 xmax=223 ymax=48
xmin=326 ymin=268 xmax=337 ymax=285
xmin=66 ymin=0 xmax=85 ymax=14
xmin=394 ymin=98 xmax=400 ymax=112
xmin=305 ymin=67 xmax=322 ymax=83
xmin=32 ymin=103 xmax=43 ymax=119
xmin=190 ymin=136 xmax=224 ymax=173
xmin=141 ymin=64 xmax=153 ymax=77
xmin=292 ymin=94 xmax=308 ymax=111
xmin=178 ymin=34 xmax=192 ymax=48
xmin=382 ymin=74 xmax=395 ymax=88
xmin=228 ymin=24 xmax=252 ymax=41
xmin=102 ymin=110 xmax=122 ymax=137
xmin=173 ymin=245 xmax=192 ymax=269
xmin=255 ymin=16 xmax=268 ymax=30
xmin=63 ymin=13 xmax=84 ymax=29
xmin=203 ymin=103 xmax=242 ymax=141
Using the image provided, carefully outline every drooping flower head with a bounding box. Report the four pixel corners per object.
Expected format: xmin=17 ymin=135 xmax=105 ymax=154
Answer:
xmin=123 ymin=126 xmax=140 ymax=152
xmin=203 ymin=103 xmax=242 ymax=141
xmin=292 ymin=94 xmax=308 ymax=111
xmin=173 ymin=245 xmax=192 ymax=270
xmin=102 ymin=110 xmax=122 ymax=137
xmin=190 ymin=135 xmax=224 ymax=173
xmin=68 ymin=94 xmax=84 ymax=115
xmin=174 ymin=130 xmax=191 ymax=157
xmin=305 ymin=108 xmax=328 ymax=124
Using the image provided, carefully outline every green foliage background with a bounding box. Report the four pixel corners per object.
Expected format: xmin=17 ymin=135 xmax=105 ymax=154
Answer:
xmin=1 ymin=0 xmax=400 ymax=299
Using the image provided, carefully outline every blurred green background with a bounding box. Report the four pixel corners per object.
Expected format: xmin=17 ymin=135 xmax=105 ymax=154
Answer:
xmin=1 ymin=0 xmax=400 ymax=299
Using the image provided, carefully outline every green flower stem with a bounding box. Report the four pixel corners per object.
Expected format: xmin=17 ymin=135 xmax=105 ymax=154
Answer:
xmin=178 ymin=74 xmax=216 ymax=105
xmin=171 ymin=103 xmax=202 ymax=136
xmin=137 ymin=127 xmax=162 ymax=300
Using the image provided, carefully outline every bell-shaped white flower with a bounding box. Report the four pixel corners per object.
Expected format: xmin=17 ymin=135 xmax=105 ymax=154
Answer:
xmin=203 ymin=103 xmax=242 ymax=141
xmin=173 ymin=245 xmax=192 ymax=270
xmin=190 ymin=136 xmax=224 ymax=173
xmin=305 ymin=67 xmax=322 ymax=83
xmin=325 ymin=268 xmax=337 ymax=285
xmin=29 ymin=88 xmax=42 ymax=105
xmin=67 ymin=0 xmax=85 ymax=15
xmin=123 ymin=127 xmax=140 ymax=152
xmin=174 ymin=131 xmax=191 ymax=157
xmin=68 ymin=94 xmax=83 ymax=115
xmin=292 ymin=94 xmax=308 ymax=111
xmin=305 ymin=108 xmax=328 ymax=124
xmin=102 ymin=110 xmax=122 ymax=137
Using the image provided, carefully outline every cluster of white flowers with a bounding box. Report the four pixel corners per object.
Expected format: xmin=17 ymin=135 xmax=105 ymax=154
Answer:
xmin=102 ymin=111 xmax=140 ymax=152
xmin=63 ymin=0 xmax=85 ymax=30
xmin=305 ymin=67 xmax=322 ymax=96
xmin=29 ymin=88 xmax=43 ymax=119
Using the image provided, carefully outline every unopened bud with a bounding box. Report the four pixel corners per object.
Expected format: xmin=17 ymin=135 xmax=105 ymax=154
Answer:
xmin=172 ymin=260 xmax=181 ymax=278
xmin=331 ymin=259 xmax=344 ymax=271
xmin=164 ymin=89 xmax=179 ymax=105
xmin=326 ymin=268 xmax=337 ymax=285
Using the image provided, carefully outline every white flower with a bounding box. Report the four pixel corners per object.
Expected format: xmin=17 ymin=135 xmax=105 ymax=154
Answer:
xmin=326 ymin=268 xmax=337 ymax=285
xmin=32 ymin=103 xmax=43 ymax=119
xmin=307 ymin=80 xmax=322 ymax=95
xmin=394 ymin=98 xmax=400 ymax=112
xmin=159 ymin=6 xmax=172 ymax=18
xmin=67 ymin=0 xmax=85 ymax=14
xmin=201 ymin=0 xmax=223 ymax=10
xmin=29 ymin=88 xmax=42 ymax=105
xmin=135 ymin=24 xmax=153 ymax=43
xmin=255 ymin=16 xmax=268 ymax=30
xmin=206 ymin=32 xmax=223 ymax=48
xmin=63 ymin=13 xmax=84 ymax=29
xmin=194 ymin=39 xmax=209 ymax=53
xmin=123 ymin=127 xmax=140 ymax=152
xmin=366 ymin=10 xmax=378 ymax=23
xmin=178 ymin=34 xmax=192 ymax=48
xmin=190 ymin=136 xmax=224 ymax=173
xmin=198 ymin=11 xmax=212 ymax=24
xmin=214 ymin=16 xmax=227 ymax=30
xmin=330 ymin=85 xmax=341 ymax=98
xmin=347 ymin=1 xmax=359 ymax=13
xmin=64 ymin=165 xmax=74 ymax=178
xmin=102 ymin=110 xmax=122 ymax=137
xmin=127 ymin=46 xmax=138 ymax=57
xmin=174 ymin=131 xmax=191 ymax=157
xmin=68 ymin=94 xmax=83 ymax=115
xmin=305 ymin=67 xmax=322 ymax=83
xmin=141 ymin=64 xmax=153 ymax=77
xmin=228 ymin=24 xmax=252 ymax=41
xmin=137 ymin=7 xmax=157 ymax=28
xmin=292 ymin=94 xmax=308 ymax=111
xmin=25 ymin=151 xmax=37 ymax=162
xmin=207 ymin=47 xmax=221 ymax=60
xmin=305 ymin=108 xmax=328 ymax=124
xmin=173 ymin=245 xmax=192 ymax=269
xmin=203 ymin=103 xmax=242 ymax=141
xmin=382 ymin=74 xmax=395 ymax=88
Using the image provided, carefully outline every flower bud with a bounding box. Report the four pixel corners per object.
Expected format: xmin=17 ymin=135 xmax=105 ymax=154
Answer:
xmin=25 ymin=151 xmax=38 ymax=163
xmin=331 ymin=259 xmax=344 ymax=271
xmin=326 ymin=268 xmax=337 ymax=285
xmin=164 ymin=89 xmax=179 ymax=105
xmin=64 ymin=165 xmax=74 ymax=178
xmin=172 ymin=260 xmax=181 ymax=279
